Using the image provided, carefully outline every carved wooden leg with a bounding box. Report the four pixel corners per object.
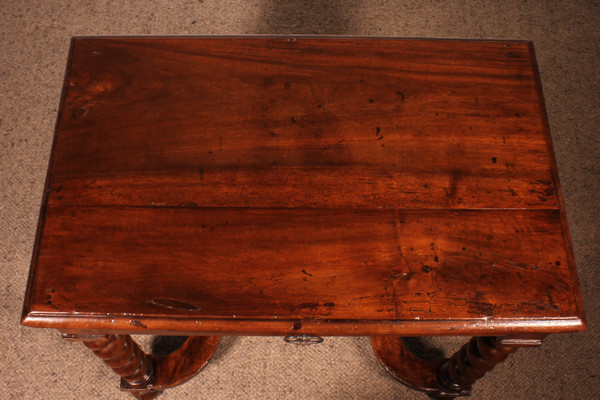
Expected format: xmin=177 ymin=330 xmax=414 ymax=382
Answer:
xmin=63 ymin=333 xmax=161 ymax=399
xmin=63 ymin=333 xmax=220 ymax=399
xmin=371 ymin=336 xmax=543 ymax=399
xmin=434 ymin=336 xmax=526 ymax=398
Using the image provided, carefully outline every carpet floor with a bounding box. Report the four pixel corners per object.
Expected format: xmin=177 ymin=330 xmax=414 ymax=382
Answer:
xmin=2 ymin=1 xmax=599 ymax=399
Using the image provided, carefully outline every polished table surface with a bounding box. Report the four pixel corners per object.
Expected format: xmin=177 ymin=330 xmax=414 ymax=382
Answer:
xmin=22 ymin=37 xmax=585 ymax=338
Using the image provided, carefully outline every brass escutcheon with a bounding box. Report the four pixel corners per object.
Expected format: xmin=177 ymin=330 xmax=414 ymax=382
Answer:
xmin=283 ymin=334 xmax=324 ymax=346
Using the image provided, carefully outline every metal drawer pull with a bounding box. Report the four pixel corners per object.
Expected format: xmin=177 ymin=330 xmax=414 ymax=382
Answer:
xmin=283 ymin=334 xmax=324 ymax=346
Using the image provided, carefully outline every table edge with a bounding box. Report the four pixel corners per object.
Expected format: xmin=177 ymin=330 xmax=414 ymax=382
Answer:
xmin=528 ymin=41 xmax=587 ymax=325
xmin=22 ymin=312 xmax=586 ymax=336
xmin=67 ymin=35 xmax=534 ymax=44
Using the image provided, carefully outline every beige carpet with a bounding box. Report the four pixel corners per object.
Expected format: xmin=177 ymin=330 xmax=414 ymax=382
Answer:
xmin=2 ymin=1 xmax=599 ymax=399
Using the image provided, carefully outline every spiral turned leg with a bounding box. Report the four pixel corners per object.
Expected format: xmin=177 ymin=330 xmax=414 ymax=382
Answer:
xmin=372 ymin=335 xmax=543 ymax=399
xmin=63 ymin=333 xmax=220 ymax=399
xmin=64 ymin=333 xmax=161 ymax=400
xmin=435 ymin=337 xmax=525 ymax=399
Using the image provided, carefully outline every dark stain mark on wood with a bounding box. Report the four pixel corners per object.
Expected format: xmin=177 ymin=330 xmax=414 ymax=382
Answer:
xmin=293 ymin=321 xmax=302 ymax=330
xmin=546 ymin=287 xmax=559 ymax=311
xmin=299 ymin=302 xmax=320 ymax=309
xmin=302 ymin=269 xmax=313 ymax=277
xmin=150 ymin=298 xmax=200 ymax=311
xmin=530 ymin=180 xmax=554 ymax=198
xmin=44 ymin=292 xmax=53 ymax=305
xmin=262 ymin=77 xmax=275 ymax=87
xmin=492 ymin=157 xmax=497 ymax=163
xmin=447 ymin=169 xmax=461 ymax=199
xmin=296 ymin=302 xmax=335 ymax=312
xmin=471 ymin=301 xmax=495 ymax=316
xmin=422 ymin=265 xmax=432 ymax=273
xmin=71 ymin=107 xmax=87 ymax=118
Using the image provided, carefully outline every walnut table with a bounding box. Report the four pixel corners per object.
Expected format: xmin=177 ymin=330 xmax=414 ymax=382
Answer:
xmin=22 ymin=37 xmax=586 ymax=399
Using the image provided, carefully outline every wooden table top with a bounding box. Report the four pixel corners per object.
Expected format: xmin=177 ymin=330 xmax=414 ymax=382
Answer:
xmin=22 ymin=37 xmax=585 ymax=336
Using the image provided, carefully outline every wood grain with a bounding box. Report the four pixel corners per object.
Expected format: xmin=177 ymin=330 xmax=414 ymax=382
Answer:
xmin=24 ymin=205 xmax=581 ymax=333
xmin=21 ymin=37 xmax=585 ymax=336
xmin=48 ymin=37 xmax=555 ymax=209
